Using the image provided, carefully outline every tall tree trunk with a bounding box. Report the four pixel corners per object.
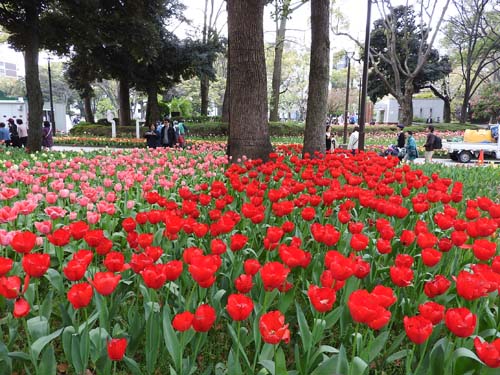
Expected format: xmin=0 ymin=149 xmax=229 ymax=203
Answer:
xmin=200 ymin=75 xmax=210 ymax=116
xmin=83 ymin=95 xmax=94 ymax=124
xmin=227 ymin=0 xmax=272 ymax=162
xmin=398 ymin=81 xmax=414 ymax=127
xmin=222 ymin=75 xmax=229 ymax=122
xmin=443 ymin=99 xmax=451 ymax=123
xmin=25 ymin=5 xmax=43 ymax=153
xmin=146 ymin=84 xmax=160 ymax=126
xmin=459 ymin=86 xmax=471 ymax=124
xmin=303 ymin=0 xmax=329 ymax=156
xmin=118 ymin=78 xmax=131 ymax=126
xmin=269 ymin=7 xmax=288 ymax=122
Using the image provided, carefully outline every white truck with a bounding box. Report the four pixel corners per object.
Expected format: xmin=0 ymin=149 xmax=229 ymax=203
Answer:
xmin=442 ymin=135 xmax=500 ymax=163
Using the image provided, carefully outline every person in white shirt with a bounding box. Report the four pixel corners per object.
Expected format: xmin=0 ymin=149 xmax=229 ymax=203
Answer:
xmin=347 ymin=126 xmax=359 ymax=154
xmin=16 ymin=119 xmax=28 ymax=147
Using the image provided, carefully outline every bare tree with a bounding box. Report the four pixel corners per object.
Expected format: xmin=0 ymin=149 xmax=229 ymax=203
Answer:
xmin=269 ymin=0 xmax=307 ymax=122
xmin=200 ymin=0 xmax=225 ymax=116
xmin=336 ymin=0 xmax=450 ymax=126
xmin=445 ymin=0 xmax=500 ymax=123
xmin=372 ymin=0 xmax=450 ymax=126
xmin=227 ymin=0 xmax=272 ymax=162
xmin=303 ymin=0 xmax=329 ymax=156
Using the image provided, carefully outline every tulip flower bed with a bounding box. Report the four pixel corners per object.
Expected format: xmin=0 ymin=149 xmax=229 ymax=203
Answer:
xmin=0 ymin=144 xmax=500 ymax=375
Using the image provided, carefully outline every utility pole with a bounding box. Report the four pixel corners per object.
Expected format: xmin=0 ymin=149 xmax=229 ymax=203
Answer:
xmin=343 ymin=52 xmax=354 ymax=144
xmin=47 ymin=56 xmax=56 ymax=136
xmin=358 ymin=0 xmax=372 ymax=151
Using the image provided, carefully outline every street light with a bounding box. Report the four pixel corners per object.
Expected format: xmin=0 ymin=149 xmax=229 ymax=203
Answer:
xmin=358 ymin=0 xmax=373 ymax=151
xmin=47 ymin=56 xmax=56 ymax=136
xmin=343 ymin=51 xmax=355 ymax=144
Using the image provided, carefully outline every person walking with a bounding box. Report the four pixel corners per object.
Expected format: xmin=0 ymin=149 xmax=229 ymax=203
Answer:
xmin=348 ymin=126 xmax=359 ymax=154
xmin=404 ymin=131 xmax=418 ymax=163
xmin=42 ymin=121 xmax=53 ymax=150
xmin=160 ymin=118 xmax=171 ymax=147
xmin=424 ymin=125 xmax=436 ymax=163
xmin=16 ymin=119 xmax=28 ymax=147
xmin=325 ymin=126 xmax=332 ymax=152
xmin=7 ymin=118 xmax=20 ymax=147
xmin=0 ymin=122 xmax=11 ymax=146
xmin=397 ymin=125 xmax=406 ymax=148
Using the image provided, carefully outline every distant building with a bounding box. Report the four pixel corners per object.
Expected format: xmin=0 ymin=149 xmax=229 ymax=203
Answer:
xmin=0 ymin=61 xmax=19 ymax=78
xmin=374 ymin=96 xmax=444 ymax=124
xmin=0 ymin=96 xmax=71 ymax=133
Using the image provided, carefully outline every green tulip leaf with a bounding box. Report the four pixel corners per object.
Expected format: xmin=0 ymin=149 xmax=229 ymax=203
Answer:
xmin=30 ymin=327 xmax=64 ymax=360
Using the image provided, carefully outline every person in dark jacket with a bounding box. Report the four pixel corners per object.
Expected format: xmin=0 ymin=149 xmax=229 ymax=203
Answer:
xmin=397 ymin=125 xmax=406 ymax=148
xmin=144 ymin=124 xmax=160 ymax=148
xmin=424 ymin=125 xmax=436 ymax=163
xmin=7 ymin=118 xmax=20 ymax=147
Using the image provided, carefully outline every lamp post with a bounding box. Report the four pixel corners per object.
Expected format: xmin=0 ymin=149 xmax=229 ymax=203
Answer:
xmin=358 ymin=0 xmax=373 ymax=151
xmin=343 ymin=51 xmax=354 ymax=144
xmin=47 ymin=56 xmax=56 ymax=136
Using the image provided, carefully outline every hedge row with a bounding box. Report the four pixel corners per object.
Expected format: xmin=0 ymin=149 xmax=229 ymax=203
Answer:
xmin=69 ymin=121 xmax=481 ymax=138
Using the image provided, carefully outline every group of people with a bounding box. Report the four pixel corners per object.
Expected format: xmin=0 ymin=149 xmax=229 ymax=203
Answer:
xmin=334 ymin=123 xmax=440 ymax=163
xmin=0 ymin=118 xmax=28 ymax=147
xmin=144 ymin=118 xmax=188 ymax=149
xmin=382 ymin=125 xmax=439 ymax=163
xmin=0 ymin=119 xmax=54 ymax=150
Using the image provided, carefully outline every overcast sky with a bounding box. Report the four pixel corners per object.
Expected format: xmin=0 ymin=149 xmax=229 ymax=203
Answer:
xmin=1 ymin=0 xmax=452 ymax=77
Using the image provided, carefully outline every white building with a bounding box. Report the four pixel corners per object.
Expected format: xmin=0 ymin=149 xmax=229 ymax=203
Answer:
xmin=374 ymin=96 xmax=444 ymax=124
xmin=0 ymin=97 xmax=71 ymax=133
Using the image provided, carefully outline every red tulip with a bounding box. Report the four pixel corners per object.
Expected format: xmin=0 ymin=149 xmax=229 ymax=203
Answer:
xmin=0 ymin=276 xmax=21 ymax=299
xmin=0 ymin=257 xmax=13 ymax=276
xmin=307 ymin=285 xmax=336 ymax=313
xmin=455 ymin=270 xmax=489 ymax=301
xmin=260 ymin=262 xmax=290 ymax=291
xmin=418 ymin=301 xmax=445 ymax=325
xmin=474 ymin=337 xmax=500 ymax=368
xmin=350 ymin=233 xmax=369 ymax=252
xmin=122 ymin=217 xmax=136 ymax=232
xmin=370 ymin=285 xmax=397 ymax=308
xmin=404 ymin=315 xmax=433 ymax=344
xmin=424 ymin=274 xmax=451 ymax=298
xmin=141 ymin=265 xmax=167 ymax=289
xmin=192 ymin=304 xmax=216 ymax=332
xmin=130 ymin=253 xmax=154 ymax=274
xmin=160 ymin=260 xmax=183 ymax=281
xmin=421 ymin=248 xmax=442 ymax=267
xmin=22 ymin=253 xmax=50 ymax=277
xmin=234 ymin=274 xmax=253 ymax=293
xmin=13 ymin=297 xmax=30 ymax=318
xmin=226 ymin=294 xmax=254 ymax=321
xmin=84 ymin=229 xmax=104 ymax=248
xmin=107 ymin=338 xmax=127 ymax=361
xmin=47 ymin=228 xmax=71 ymax=247
xmin=67 ymin=282 xmax=93 ymax=309
xmin=91 ymin=272 xmax=121 ymax=296
xmin=73 ymin=249 xmax=94 ymax=267
xmin=230 ymin=234 xmax=248 ymax=252
xmin=390 ymin=266 xmax=413 ymax=287
xmin=69 ymin=221 xmax=89 ymax=240
xmin=95 ymin=238 xmax=113 ymax=256
xmin=472 ymin=239 xmax=497 ymax=261
xmin=445 ymin=307 xmax=476 ymax=337
xmin=243 ymin=259 xmax=260 ymax=276
xmin=103 ymin=252 xmax=126 ymax=272
xmin=210 ymin=239 xmax=227 ymax=255
xmin=259 ymin=311 xmax=290 ymax=345
xmin=11 ymin=231 xmax=37 ymax=253
xmin=172 ymin=311 xmax=194 ymax=331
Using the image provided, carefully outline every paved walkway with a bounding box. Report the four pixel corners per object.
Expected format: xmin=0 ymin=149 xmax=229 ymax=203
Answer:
xmin=51 ymin=146 xmax=499 ymax=166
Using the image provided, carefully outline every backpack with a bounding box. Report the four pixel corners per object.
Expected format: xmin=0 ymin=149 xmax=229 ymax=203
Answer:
xmin=432 ymin=135 xmax=442 ymax=149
